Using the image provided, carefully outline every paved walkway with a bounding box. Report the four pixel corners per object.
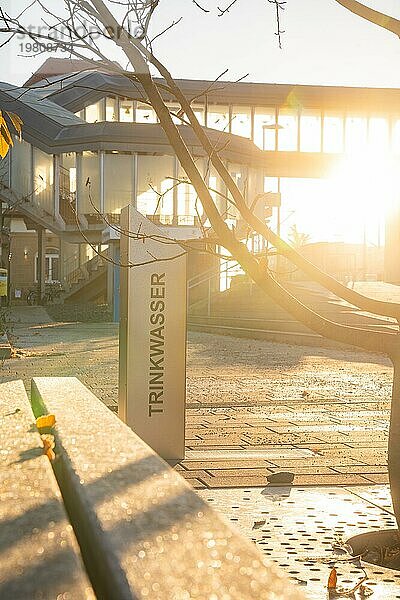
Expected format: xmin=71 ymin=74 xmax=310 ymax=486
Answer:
xmin=1 ymin=305 xmax=398 ymax=598
xmin=1 ymin=305 xmax=393 ymax=488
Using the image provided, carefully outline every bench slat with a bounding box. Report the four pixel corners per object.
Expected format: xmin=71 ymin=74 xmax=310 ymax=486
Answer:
xmin=32 ymin=376 xmax=304 ymax=600
xmin=0 ymin=380 xmax=94 ymax=599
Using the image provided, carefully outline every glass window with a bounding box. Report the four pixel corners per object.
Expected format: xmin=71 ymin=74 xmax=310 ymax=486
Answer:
xmin=207 ymin=105 xmax=229 ymax=132
xmin=345 ymin=117 xmax=367 ymax=153
xmin=159 ymin=178 xmax=174 ymax=224
xmin=177 ymin=163 xmax=202 ymax=225
xmin=323 ymin=114 xmax=344 ymax=153
xmin=164 ymin=102 xmax=205 ymax=126
xmin=11 ymin=138 xmax=32 ymax=197
xmin=392 ymin=119 xmax=400 ymax=155
xmin=45 ymin=249 xmax=60 ymax=282
xmin=253 ymin=108 xmax=277 ymax=150
xmin=119 ymin=99 xmax=134 ymax=122
xmin=60 ymin=153 xmax=76 ymax=224
xmin=218 ymin=248 xmax=243 ymax=292
xmin=33 ymin=148 xmax=54 ymax=214
xmin=136 ymin=101 xmax=157 ymax=123
xmin=85 ymin=101 xmax=103 ymax=123
xmin=278 ymin=108 xmax=298 ymax=151
xmin=227 ymin=164 xmax=246 ymax=221
xmin=0 ymin=152 xmax=10 ymax=186
xmin=78 ymin=151 xmax=100 ymax=213
xmin=300 ymin=109 xmax=321 ymax=152
xmin=208 ymin=169 xmax=226 ymax=216
xmin=137 ymin=155 xmax=174 ymax=219
xmin=60 ymin=153 xmax=76 ymax=193
xmin=104 ymin=152 xmax=135 ymax=214
xmin=177 ymin=180 xmax=198 ymax=225
xmin=35 ymin=247 xmax=60 ymax=283
xmin=247 ymin=167 xmax=265 ymax=208
xmin=106 ymin=97 xmax=118 ymax=122
xmin=192 ymin=103 xmax=205 ymax=126
xmin=368 ymin=117 xmax=389 ymax=153
xmin=231 ymin=106 xmax=251 ymax=138
xmin=264 ymin=176 xmax=279 ymax=193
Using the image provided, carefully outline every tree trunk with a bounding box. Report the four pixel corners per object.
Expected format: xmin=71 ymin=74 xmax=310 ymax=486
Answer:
xmin=389 ymin=355 xmax=400 ymax=529
xmin=334 ymin=1 xmax=400 ymax=37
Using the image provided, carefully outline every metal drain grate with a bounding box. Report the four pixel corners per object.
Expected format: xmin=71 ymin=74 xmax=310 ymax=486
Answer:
xmin=199 ymin=485 xmax=400 ymax=599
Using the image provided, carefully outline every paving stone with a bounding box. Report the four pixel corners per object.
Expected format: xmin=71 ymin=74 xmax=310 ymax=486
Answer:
xmin=188 ymin=437 xmax=246 ymax=446
xmin=362 ymin=473 xmax=390 ymax=484
xmin=292 ymin=474 xmax=371 ymax=486
xmin=205 ymin=468 xmax=273 ymax=478
xmin=344 ymin=441 xmax=389 ymax=449
xmin=181 ymin=459 xmax=271 ymax=469
xmin=265 ymin=457 xmax=366 ymax=468
xmin=199 ymin=474 xmax=271 ymax=488
xmin=182 ymin=478 xmax=208 ymax=489
xmin=242 ymin=433 xmax=304 ymax=445
xmin=186 ymin=444 xmax=247 ymax=451
xmin=332 ymin=465 xmax=388 ymax=474
xmin=293 ymin=442 xmax=353 ymax=450
xmin=179 ymin=469 xmax=212 ymax=479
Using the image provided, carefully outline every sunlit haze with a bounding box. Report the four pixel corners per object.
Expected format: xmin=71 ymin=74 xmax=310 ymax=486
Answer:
xmin=1 ymin=0 xmax=400 ymax=246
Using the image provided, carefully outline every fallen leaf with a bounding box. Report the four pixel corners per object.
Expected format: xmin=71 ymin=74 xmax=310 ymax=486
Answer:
xmin=328 ymin=567 xmax=337 ymax=590
xmin=36 ymin=414 xmax=56 ymax=429
xmin=359 ymin=584 xmax=374 ymax=598
xmin=45 ymin=447 xmax=56 ymax=461
xmin=41 ymin=434 xmax=55 ymax=452
xmin=41 ymin=434 xmax=56 ymax=461
xmin=252 ymin=520 xmax=266 ymax=530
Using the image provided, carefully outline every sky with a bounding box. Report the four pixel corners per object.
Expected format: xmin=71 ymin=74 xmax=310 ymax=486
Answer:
xmin=1 ymin=0 xmax=399 ymax=246
xmin=2 ymin=0 xmax=400 ymax=87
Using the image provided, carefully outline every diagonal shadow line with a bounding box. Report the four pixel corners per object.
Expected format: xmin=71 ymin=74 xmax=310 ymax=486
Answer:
xmin=55 ymin=449 xmax=199 ymax=599
xmin=0 ymin=452 xmax=168 ymax=555
xmin=0 ymin=547 xmax=88 ymax=598
xmin=108 ymin=488 xmax=205 ymax=549
xmin=1 ymin=418 xmax=215 ymax=598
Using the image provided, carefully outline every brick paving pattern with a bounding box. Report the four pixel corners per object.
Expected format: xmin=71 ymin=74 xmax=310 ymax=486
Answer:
xmin=1 ymin=307 xmax=393 ymax=489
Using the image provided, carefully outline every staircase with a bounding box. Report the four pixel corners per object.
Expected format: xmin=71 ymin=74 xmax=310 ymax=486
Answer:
xmin=188 ymin=278 xmax=398 ymax=346
xmin=0 ymin=179 xmax=106 ymax=244
xmin=62 ymin=252 xmax=107 ymax=304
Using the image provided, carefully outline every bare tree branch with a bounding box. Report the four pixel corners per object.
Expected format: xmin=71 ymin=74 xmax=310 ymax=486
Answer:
xmin=334 ymin=0 xmax=400 ymax=38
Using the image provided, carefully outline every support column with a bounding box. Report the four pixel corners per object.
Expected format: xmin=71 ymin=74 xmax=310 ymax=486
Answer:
xmin=37 ymin=226 xmax=45 ymax=304
xmin=113 ymin=243 xmax=120 ymax=322
xmin=384 ymin=194 xmax=400 ymax=284
xmin=54 ymin=155 xmax=60 ymax=219
xmin=173 ymin=156 xmax=179 ymax=225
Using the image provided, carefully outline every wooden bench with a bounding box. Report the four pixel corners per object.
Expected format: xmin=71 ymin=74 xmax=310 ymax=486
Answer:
xmin=1 ymin=377 xmax=304 ymax=599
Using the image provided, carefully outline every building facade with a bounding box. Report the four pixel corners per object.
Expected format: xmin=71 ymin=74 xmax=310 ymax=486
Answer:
xmin=1 ymin=58 xmax=400 ymax=309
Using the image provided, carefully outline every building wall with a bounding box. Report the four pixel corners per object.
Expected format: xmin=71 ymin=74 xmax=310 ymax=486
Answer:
xmin=9 ymin=221 xmax=60 ymax=303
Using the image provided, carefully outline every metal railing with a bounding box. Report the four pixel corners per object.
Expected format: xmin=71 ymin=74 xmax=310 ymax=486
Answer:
xmin=62 ymin=250 xmax=108 ymax=290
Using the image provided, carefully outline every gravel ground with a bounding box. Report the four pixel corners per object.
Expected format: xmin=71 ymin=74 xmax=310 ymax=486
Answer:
xmin=1 ymin=309 xmax=392 ymax=408
xmin=186 ymin=331 xmax=392 ymax=406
